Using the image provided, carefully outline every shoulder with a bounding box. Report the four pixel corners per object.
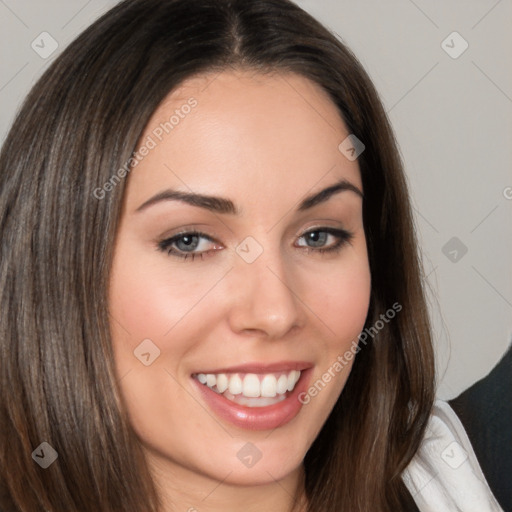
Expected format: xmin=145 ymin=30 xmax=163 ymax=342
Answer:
xmin=402 ymin=399 xmax=504 ymax=512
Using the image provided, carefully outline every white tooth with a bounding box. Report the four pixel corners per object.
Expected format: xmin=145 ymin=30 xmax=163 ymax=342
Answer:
xmin=197 ymin=373 xmax=207 ymax=384
xmin=216 ymin=373 xmax=228 ymax=393
xmin=232 ymin=395 xmax=286 ymax=407
xmin=287 ymin=371 xmax=297 ymax=391
xmin=294 ymin=370 xmax=301 ymax=384
xmin=228 ymin=374 xmax=243 ymax=395
xmin=221 ymin=390 xmax=287 ymax=407
xmin=276 ymin=374 xmax=288 ymax=394
xmin=206 ymin=374 xmax=216 ymax=387
xmin=260 ymin=374 xmax=277 ymax=397
xmin=242 ymin=373 xmax=261 ymax=398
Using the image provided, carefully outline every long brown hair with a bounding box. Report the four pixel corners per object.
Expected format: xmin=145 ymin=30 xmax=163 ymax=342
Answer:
xmin=0 ymin=0 xmax=435 ymax=510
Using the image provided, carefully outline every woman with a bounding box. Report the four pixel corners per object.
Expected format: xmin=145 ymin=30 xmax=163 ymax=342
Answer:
xmin=0 ymin=0 xmax=503 ymax=511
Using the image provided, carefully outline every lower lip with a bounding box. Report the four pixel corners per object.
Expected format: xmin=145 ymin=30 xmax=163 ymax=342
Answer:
xmin=192 ymin=368 xmax=313 ymax=431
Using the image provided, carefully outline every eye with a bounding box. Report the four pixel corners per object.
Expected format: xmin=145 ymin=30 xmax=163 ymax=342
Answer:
xmin=296 ymin=227 xmax=353 ymax=254
xmin=157 ymin=231 xmax=221 ymax=261
xmin=158 ymin=227 xmax=354 ymax=262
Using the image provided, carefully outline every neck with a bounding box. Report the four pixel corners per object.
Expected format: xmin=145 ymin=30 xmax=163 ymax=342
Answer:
xmin=146 ymin=451 xmax=308 ymax=512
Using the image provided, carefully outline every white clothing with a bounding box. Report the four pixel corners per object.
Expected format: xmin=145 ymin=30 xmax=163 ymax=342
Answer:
xmin=403 ymin=399 xmax=504 ymax=512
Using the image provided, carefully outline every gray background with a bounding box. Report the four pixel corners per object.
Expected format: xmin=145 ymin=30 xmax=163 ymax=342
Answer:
xmin=1 ymin=0 xmax=510 ymax=399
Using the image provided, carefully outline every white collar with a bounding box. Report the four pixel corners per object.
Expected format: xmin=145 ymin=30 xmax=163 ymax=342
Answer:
xmin=402 ymin=399 xmax=503 ymax=511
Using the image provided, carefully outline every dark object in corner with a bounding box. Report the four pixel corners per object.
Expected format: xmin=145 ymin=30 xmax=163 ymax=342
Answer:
xmin=449 ymin=343 xmax=512 ymax=512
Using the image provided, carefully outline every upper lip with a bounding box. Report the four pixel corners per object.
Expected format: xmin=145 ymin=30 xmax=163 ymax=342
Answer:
xmin=192 ymin=361 xmax=313 ymax=374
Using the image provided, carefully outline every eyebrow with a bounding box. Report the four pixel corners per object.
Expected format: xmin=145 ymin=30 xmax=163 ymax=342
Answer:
xmin=135 ymin=178 xmax=363 ymax=215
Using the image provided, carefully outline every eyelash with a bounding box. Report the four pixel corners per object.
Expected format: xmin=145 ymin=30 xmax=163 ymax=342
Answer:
xmin=157 ymin=227 xmax=354 ymax=262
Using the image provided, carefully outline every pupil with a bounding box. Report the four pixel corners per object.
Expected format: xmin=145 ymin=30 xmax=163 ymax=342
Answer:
xmin=308 ymin=231 xmax=327 ymax=247
xmin=177 ymin=235 xmax=198 ymax=251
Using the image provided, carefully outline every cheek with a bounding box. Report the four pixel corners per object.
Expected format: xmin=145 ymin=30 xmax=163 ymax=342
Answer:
xmin=108 ymin=240 xmax=196 ymax=380
xmin=108 ymin=239 xmax=226 ymax=344
xmin=306 ymin=255 xmax=371 ymax=344
xmin=295 ymin=255 xmax=371 ymax=423
xmin=110 ymin=268 xmax=182 ymax=339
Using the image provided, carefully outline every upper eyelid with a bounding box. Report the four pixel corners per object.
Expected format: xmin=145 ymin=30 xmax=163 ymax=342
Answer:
xmin=160 ymin=226 xmax=351 ymax=249
xmin=163 ymin=226 xmax=346 ymax=240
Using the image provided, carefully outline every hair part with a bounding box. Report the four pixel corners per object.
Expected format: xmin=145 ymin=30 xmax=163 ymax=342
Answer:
xmin=0 ymin=0 xmax=435 ymax=510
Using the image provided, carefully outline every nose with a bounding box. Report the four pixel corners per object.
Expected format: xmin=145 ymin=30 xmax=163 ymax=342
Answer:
xmin=226 ymin=247 xmax=304 ymax=340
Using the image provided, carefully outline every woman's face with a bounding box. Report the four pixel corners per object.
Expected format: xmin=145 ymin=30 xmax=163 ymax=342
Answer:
xmin=109 ymin=69 xmax=371 ymax=488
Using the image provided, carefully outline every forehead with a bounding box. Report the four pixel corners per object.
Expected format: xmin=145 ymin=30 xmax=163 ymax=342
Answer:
xmin=124 ymin=69 xmax=362 ymax=209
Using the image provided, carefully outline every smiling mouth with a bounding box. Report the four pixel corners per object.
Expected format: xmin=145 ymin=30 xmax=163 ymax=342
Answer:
xmin=192 ymin=370 xmax=301 ymax=408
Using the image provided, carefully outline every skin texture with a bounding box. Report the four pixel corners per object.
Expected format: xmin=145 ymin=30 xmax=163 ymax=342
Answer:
xmin=109 ymin=69 xmax=372 ymax=512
